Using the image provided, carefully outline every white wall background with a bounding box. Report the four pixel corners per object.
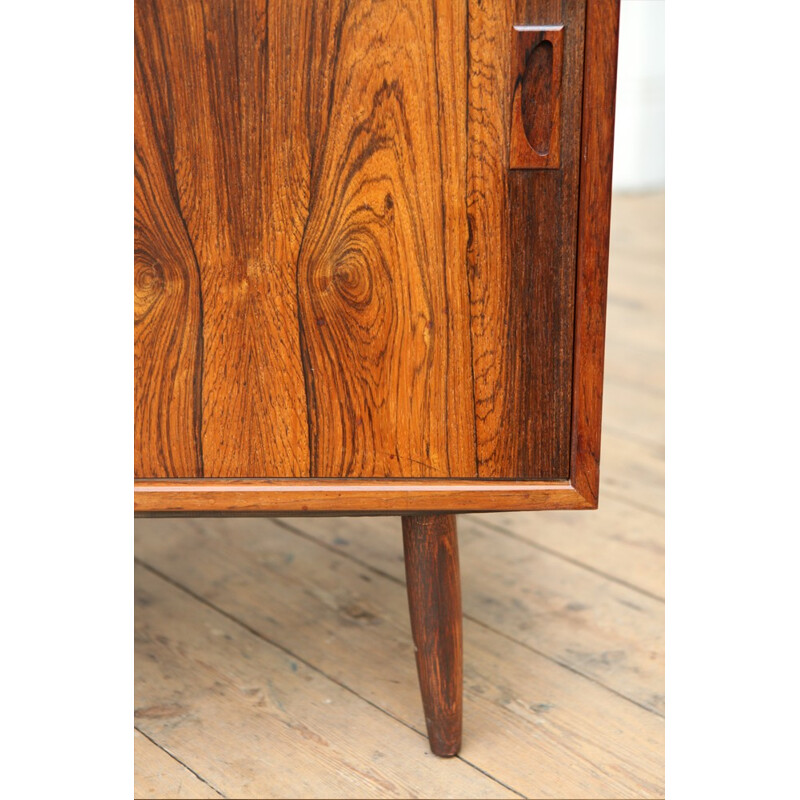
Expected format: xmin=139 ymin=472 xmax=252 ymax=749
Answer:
xmin=612 ymin=0 xmax=665 ymax=192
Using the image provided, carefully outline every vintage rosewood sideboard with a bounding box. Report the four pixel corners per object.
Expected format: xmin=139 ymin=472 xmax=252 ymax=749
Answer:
xmin=134 ymin=0 xmax=620 ymax=756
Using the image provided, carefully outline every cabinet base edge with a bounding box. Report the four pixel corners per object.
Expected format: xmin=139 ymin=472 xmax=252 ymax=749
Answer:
xmin=134 ymin=478 xmax=597 ymax=515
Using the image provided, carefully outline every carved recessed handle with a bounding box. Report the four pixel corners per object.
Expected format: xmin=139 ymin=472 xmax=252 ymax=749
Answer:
xmin=510 ymin=25 xmax=564 ymax=170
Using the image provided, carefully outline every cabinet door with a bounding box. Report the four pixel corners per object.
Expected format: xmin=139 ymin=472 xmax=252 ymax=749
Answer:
xmin=135 ymin=0 xmax=619 ymax=512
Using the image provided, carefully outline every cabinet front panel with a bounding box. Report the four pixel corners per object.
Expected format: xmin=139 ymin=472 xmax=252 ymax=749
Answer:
xmin=468 ymin=0 xmax=585 ymax=479
xmin=135 ymin=0 xmax=585 ymax=480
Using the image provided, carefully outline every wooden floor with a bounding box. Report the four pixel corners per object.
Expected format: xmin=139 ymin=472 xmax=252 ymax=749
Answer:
xmin=135 ymin=192 xmax=665 ymax=800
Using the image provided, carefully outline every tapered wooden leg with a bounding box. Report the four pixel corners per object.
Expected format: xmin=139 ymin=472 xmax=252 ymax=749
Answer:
xmin=402 ymin=513 xmax=462 ymax=757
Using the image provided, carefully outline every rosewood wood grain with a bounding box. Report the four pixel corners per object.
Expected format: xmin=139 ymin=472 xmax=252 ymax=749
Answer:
xmin=134 ymin=0 xmax=621 ymax=513
xmin=402 ymin=514 xmax=463 ymax=756
xmin=135 ymin=0 xmax=311 ymax=478
xmin=135 ymin=0 xmax=478 ymax=481
xmin=466 ymin=0 xmax=585 ymax=481
xmin=294 ymin=0 xmax=476 ymax=479
xmin=134 ymin=3 xmax=204 ymax=478
xmin=570 ymin=0 xmax=621 ymax=505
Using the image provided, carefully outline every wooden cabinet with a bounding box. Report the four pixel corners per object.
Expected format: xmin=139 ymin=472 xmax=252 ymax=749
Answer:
xmin=135 ymin=0 xmax=620 ymax=755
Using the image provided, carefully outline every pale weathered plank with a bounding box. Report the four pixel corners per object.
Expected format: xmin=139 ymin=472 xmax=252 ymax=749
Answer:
xmin=608 ymin=258 xmax=664 ymax=315
xmin=604 ymin=191 xmax=664 ymax=397
xmin=135 ymin=563 xmax=514 ymax=800
xmin=609 ymin=193 xmax=665 ymax=257
xmin=606 ymin=289 xmax=664 ymax=354
xmin=471 ymin=494 xmax=664 ymax=600
xmin=600 ymin=431 xmax=665 ymax=516
xmin=275 ymin=515 xmax=664 ymax=715
xmin=134 ymin=730 xmax=223 ymax=799
xmin=136 ymin=518 xmax=664 ymax=797
xmin=602 ymin=378 xmax=664 ymax=448
xmin=604 ymin=341 xmax=664 ymax=395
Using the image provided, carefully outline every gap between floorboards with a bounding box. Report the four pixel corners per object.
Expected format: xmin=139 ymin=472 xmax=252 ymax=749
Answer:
xmin=269 ymin=519 xmax=665 ymax=719
xmin=135 ymin=559 xmax=528 ymax=800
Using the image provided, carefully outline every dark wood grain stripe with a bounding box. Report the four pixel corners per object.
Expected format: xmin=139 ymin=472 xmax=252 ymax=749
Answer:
xmin=295 ymin=0 xmax=477 ymax=478
xmin=135 ymin=0 xmax=203 ymax=477
xmin=135 ymin=0 xmax=312 ymax=477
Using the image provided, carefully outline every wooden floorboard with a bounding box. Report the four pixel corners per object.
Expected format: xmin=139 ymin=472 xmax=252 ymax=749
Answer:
xmin=472 ymin=495 xmax=664 ymax=601
xmin=600 ymin=432 xmax=664 ymax=517
xmin=134 ymin=730 xmax=224 ymax=799
xmin=136 ymin=519 xmax=663 ymax=798
xmin=134 ymin=191 xmax=665 ymax=798
xmin=604 ymin=342 xmax=664 ymax=396
xmin=603 ymin=379 xmax=664 ymax=449
xmin=277 ymin=515 xmax=664 ymax=715
xmin=136 ymin=563 xmax=516 ymax=799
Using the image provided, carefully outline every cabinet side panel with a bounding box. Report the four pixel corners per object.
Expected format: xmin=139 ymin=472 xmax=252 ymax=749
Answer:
xmin=135 ymin=2 xmax=203 ymax=477
xmin=570 ymin=0 xmax=620 ymax=503
xmin=467 ymin=0 xmax=585 ymax=479
xmin=296 ymin=0 xmax=477 ymax=478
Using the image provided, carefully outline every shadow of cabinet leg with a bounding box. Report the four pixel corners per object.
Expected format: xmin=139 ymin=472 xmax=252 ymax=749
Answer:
xmin=402 ymin=514 xmax=463 ymax=757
